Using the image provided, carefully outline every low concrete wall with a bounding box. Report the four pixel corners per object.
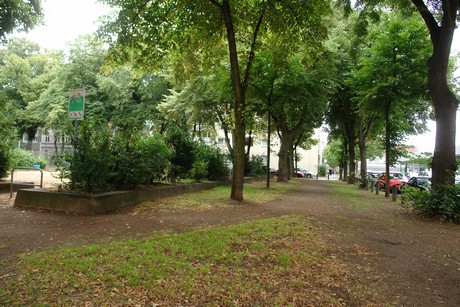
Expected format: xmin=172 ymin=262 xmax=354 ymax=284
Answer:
xmin=14 ymin=181 xmax=230 ymax=215
xmin=0 ymin=182 xmax=35 ymax=193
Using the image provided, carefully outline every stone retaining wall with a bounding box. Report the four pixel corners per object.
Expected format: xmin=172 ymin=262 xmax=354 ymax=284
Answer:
xmin=0 ymin=182 xmax=35 ymax=193
xmin=14 ymin=181 xmax=230 ymax=215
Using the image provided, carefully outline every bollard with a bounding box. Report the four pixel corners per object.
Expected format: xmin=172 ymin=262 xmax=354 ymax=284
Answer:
xmin=392 ymin=185 xmax=397 ymax=202
xmin=370 ymin=181 xmax=374 ymax=193
xmin=327 ymin=174 xmax=330 ymax=180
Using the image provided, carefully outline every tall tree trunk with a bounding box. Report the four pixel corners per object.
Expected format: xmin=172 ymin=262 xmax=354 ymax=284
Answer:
xmin=358 ymin=135 xmax=367 ymax=187
xmin=342 ymin=137 xmax=348 ymax=181
xmin=345 ymin=121 xmax=356 ymax=184
xmin=222 ymin=0 xmax=245 ymax=201
xmin=219 ymin=0 xmax=265 ymax=201
xmin=428 ymin=39 xmax=458 ymax=188
xmin=358 ymin=117 xmax=373 ymax=188
xmin=277 ymin=139 xmax=291 ymax=183
xmin=384 ymin=102 xmax=391 ymax=198
xmin=25 ymin=128 xmax=37 ymax=151
xmin=411 ymin=0 xmax=459 ymax=189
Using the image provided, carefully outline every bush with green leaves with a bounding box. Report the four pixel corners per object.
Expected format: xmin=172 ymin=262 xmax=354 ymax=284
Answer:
xmin=0 ymin=144 xmax=10 ymax=179
xmin=68 ymin=122 xmax=114 ymax=193
xmin=9 ymin=148 xmax=47 ymax=169
xmin=401 ymin=185 xmax=460 ymax=223
xmin=56 ymin=123 xmax=174 ymax=192
xmin=166 ymin=129 xmax=195 ymax=180
xmin=318 ymin=164 xmax=327 ymax=177
xmin=193 ymin=143 xmax=229 ymax=181
xmin=136 ymin=135 xmax=172 ymax=183
xmin=190 ymin=161 xmax=209 ymax=181
xmin=244 ymin=155 xmax=266 ymax=177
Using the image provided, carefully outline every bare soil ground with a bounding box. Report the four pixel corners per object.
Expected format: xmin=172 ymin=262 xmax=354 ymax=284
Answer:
xmin=0 ymin=175 xmax=459 ymax=306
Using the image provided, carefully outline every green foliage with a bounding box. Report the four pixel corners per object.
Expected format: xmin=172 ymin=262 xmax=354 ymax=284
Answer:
xmin=190 ymin=161 xmax=208 ymax=181
xmin=0 ymin=144 xmax=10 ymax=178
xmin=245 ymin=155 xmax=266 ymax=177
xmin=318 ymin=164 xmax=327 ymax=177
xmin=58 ymin=122 xmax=173 ymax=192
xmin=0 ymin=0 xmax=43 ymax=40
xmin=137 ymin=135 xmax=172 ymax=183
xmin=166 ymin=129 xmax=195 ymax=180
xmin=9 ymin=148 xmax=47 ymax=169
xmin=401 ymin=186 xmax=460 ymax=223
xmin=69 ymin=122 xmax=114 ymax=193
xmin=109 ymin=132 xmax=145 ymax=189
xmin=193 ymin=143 xmax=229 ymax=181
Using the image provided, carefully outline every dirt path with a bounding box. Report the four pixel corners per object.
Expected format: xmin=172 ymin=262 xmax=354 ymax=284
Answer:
xmin=0 ymin=179 xmax=459 ymax=306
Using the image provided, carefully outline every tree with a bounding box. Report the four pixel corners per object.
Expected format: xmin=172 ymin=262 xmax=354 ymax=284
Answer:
xmin=353 ymin=0 xmax=460 ymax=190
xmin=99 ymin=0 xmax=330 ymax=201
xmin=0 ymin=39 xmax=63 ymax=150
xmin=351 ymin=13 xmax=431 ymax=196
xmin=0 ymin=0 xmax=42 ymax=41
xmin=409 ymin=0 xmax=459 ymax=189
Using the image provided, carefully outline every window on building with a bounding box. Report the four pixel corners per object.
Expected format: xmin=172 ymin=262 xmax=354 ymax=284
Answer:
xmin=217 ymin=138 xmax=226 ymax=147
xmin=22 ymin=133 xmax=37 ymax=143
xmin=260 ymin=139 xmax=267 ymax=147
xmin=44 ymin=135 xmax=50 ymax=143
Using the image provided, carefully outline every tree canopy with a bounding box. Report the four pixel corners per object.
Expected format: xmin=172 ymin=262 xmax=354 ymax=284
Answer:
xmin=0 ymin=0 xmax=43 ymax=41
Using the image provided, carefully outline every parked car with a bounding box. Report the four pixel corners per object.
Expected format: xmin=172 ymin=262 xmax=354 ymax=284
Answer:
xmin=367 ymin=171 xmax=380 ymax=179
xmin=378 ymin=172 xmax=409 ymax=193
xmin=294 ymin=168 xmax=314 ymax=178
xmin=275 ymin=168 xmax=314 ymax=178
xmin=402 ymin=176 xmax=431 ymax=191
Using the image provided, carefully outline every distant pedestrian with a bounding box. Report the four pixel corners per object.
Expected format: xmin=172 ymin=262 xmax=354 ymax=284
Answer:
xmin=329 ymin=168 xmax=332 ymax=175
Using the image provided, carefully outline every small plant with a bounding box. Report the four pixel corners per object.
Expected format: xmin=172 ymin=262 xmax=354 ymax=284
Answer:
xmin=193 ymin=143 xmax=229 ymax=181
xmin=9 ymin=148 xmax=48 ymax=169
xmin=245 ymin=155 xmax=266 ymax=177
xmin=68 ymin=122 xmax=114 ymax=193
xmin=167 ymin=129 xmax=195 ymax=180
xmin=0 ymin=144 xmax=10 ymax=179
xmin=318 ymin=164 xmax=327 ymax=177
xmin=400 ymin=185 xmax=460 ymax=223
xmin=190 ymin=161 xmax=208 ymax=181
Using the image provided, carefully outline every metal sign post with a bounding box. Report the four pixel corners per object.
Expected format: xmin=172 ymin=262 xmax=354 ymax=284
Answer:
xmin=68 ymin=88 xmax=85 ymax=153
xmin=68 ymin=88 xmax=85 ymax=120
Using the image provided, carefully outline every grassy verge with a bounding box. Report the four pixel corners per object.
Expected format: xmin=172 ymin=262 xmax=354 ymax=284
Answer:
xmin=132 ymin=180 xmax=301 ymax=213
xmin=326 ymin=181 xmax=377 ymax=209
xmin=1 ymin=215 xmax=379 ymax=306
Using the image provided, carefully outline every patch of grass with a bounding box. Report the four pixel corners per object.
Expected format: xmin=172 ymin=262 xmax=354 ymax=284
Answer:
xmin=0 ymin=215 xmax=382 ymax=305
xmin=132 ymin=180 xmax=300 ymax=213
xmin=326 ymin=181 xmax=376 ymax=209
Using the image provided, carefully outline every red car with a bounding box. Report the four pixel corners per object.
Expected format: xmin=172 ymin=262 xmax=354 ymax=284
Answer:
xmin=378 ymin=172 xmax=408 ymax=192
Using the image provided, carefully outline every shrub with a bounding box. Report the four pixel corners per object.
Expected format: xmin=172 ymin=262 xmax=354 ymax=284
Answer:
xmin=190 ymin=161 xmax=209 ymax=181
xmin=193 ymin=143 xmax=229 ymax=181
xmin=137 ymin=135 xmax=172 ymax=183
xmin=9 ymin=148 xmax=47 ymax=169
xmin=167 ymin=129 xmax=195 ymax=180
xmin=401 ymin=185 xmax=460 ymax=223
xmin=109 ymin=133 xmax=144 ymax=189
xmin=318 ymin=164 xmax=327 ymax=177
xmin=68 ymin=122 xmax=114 ymax=193
xmin=0 ymin=144 xmax=10 ymax=179
xmin=245 ymin=155 xmax=266 ymax=177
xmin=56 ymin=124 xmax=174 ymax=192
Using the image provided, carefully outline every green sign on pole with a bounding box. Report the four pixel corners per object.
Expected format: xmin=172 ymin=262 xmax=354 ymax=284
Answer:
xmin=68 ymin=88 xmax=85 ymax=120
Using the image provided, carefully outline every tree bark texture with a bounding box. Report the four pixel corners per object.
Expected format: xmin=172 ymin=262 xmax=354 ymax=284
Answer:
xmin=221 ymin=0 xmax=245 ymax=201
xmin=412 ymin=0 xmax=459 ymax=189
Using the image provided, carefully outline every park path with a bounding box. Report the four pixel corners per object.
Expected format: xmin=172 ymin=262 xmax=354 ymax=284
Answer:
xmin=0 ymin=179 xmax=459 ymax=306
